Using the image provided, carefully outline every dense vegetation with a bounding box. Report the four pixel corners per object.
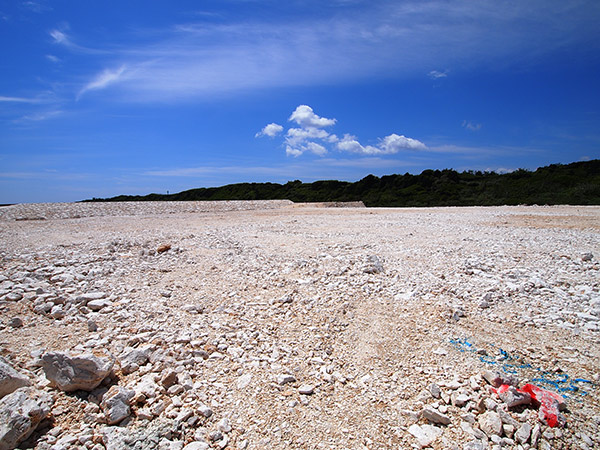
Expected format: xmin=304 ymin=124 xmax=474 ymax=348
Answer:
xmin=86 ymin=160 xmax=600 ymax=207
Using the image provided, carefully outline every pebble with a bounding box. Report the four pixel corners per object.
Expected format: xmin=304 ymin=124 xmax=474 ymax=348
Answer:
xmin=7 ymin=317 xmax=23 ymax=328
xmin=217 ymin=418 xmax=232 ymax=433
xmin=277 ymin=374 xmax=296 ymax=385
xmin=101 ymin=386 xmax=135 ymax=425
xmin=408 ymin=424 xmax=442 ymax=448
xmin=298 ymin=384 xmax=315 ymax=395
xmin=422 ymin=406 xmax=451 ymax=425
xmin=478 ymin=411 xmax=503 ymax=437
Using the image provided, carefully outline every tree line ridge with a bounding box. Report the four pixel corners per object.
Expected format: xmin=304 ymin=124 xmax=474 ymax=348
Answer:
xmin=85 ymin=160 xmax=600 ymax=207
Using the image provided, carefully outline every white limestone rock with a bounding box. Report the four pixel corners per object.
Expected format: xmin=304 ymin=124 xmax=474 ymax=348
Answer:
xmin=408 ymin=424 xmax=442 ymax=448
xmin=41 ymin=351 xmax=114 ymax=392
xmin=0 ymin=357 xmax=31 ymax=399
xmin=119 ymin=346 xmax=152 ymax=375
xmin=478 ymin=411 xmax=503 ymax=437
xmin=422 ymin=406 xmax=451 ymax=425
xmin=101 ymin=385 xmax=135 ymax=425
xmin=0 ymin=387 xmax=52 ymax=450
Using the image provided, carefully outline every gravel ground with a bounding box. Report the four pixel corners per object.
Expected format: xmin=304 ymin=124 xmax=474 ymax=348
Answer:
xmin=0 ymin=202 xmax=599 ymax=450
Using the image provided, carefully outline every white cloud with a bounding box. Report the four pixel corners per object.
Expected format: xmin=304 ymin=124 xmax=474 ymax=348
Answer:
xmin=380 ymin=133 xmax=427 ymax=152
xmin=78 ymin=66 xmax=126 ymax=99
xmin=306 ymin=142 xmax=328 ymax=156
xmin=462 ymin=120 xmax=482 ymax=131
xmin=22 ymin=1 xmax=52 ymax=13
xmin=289 ymin=105 xmax=336 ymax=128
xmin=428 ymin=70 xmax=447 ymax=79
xmin=0 ymin=96 xmax=40 ymax=103
xmin=255 ymin=123 xmax=283 ymax=138
xmin=49 ymin=27 xmax=107 ymax=55
xmin=337 ymin=133 xmax=426 ymax=155
xmin=284 ymin=126 xmax=337 ymax=157
xmin=495 ymin=167 xmax=516 ymax=174
xmin=50 ymin=1 xmax=599 ymax=102
xmin=19 ymin=109 xmax=63 ymax=121
xmin=286 ymin=146 xmax=303 ymax=157
xmin=50 ymin=29 xmax=69 ymax=45
xmin=46 ymin=54 xmax=60 ymax=63
xmin=336 ymin=135 xmax=365 ymax=154
xmin=286 ymin=127 xmax=334 ymax=147
xmin=261 ymin=104 xmax=426 ymax=158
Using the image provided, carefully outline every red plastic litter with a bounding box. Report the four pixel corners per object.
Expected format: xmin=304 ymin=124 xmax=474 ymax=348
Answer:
xmin=496 ymin=384 xmax=532 ymax=408
xmin=521 ymin=383 xmax=566 ymax=428
xmin=492 ymin=383 xmax=566 ymax=428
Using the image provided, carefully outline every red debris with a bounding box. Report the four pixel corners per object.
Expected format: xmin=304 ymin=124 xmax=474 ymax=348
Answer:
xmin=521 ymin=383 xmax=566 ymax=428
xmin=496 ymin=384 xmax=532 ymax=408
xmin=492 ymin=383 xmax=566 ymax=428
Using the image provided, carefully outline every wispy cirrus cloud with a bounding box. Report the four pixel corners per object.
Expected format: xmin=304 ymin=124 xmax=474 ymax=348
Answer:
xmin=50 ymin=29 xmax=70 ymax=45
xmin=78 ymin=66 xmax=127 ymax=99
xmin=22 ymin=1 xmax=52 ymax=13
xmin=49 ymin=28 xmax=108 ymax=55
xmin=50 ymin=0 xmax=600 ymax=102
xmin=0 ymin=96 xmax=42 ymax=103
xmin=18 ymin=109 xmax=63 ymax=121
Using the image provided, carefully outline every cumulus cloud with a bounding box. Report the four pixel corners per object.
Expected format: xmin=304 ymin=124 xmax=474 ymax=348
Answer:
xmin=289 ymin=105 xmax=336 ymax=128
xmin=337 ymin=133 xmax=426 ymax=155
xmin=286 ymin=127 xmax=334 ymax=147
xmin=78 ymin=66 xmax=126 ymax=99
xmin=284 ymin=127 xmax=335 ymax=156
xmin=255 ymin=123 xmax=283 ymax=138
xmin=259 ymin=104 xmax=426 ymax=157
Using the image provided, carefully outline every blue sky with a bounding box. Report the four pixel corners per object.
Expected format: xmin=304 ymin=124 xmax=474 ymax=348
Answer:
xmin=1 ymin=0 xmax=599 ymax=203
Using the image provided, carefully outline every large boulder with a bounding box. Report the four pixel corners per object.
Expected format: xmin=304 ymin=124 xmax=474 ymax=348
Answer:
xmin=41 ymin=351 xmax=114 ymax=392
xmin=0 ymin=387 xmax=52 ymax=450
xmin=0 ymin=357 xmax=31 ymax=399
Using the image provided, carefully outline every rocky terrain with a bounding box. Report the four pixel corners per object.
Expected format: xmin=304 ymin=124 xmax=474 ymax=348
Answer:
xmin=0 ymin=201 xmax=598 ymax=450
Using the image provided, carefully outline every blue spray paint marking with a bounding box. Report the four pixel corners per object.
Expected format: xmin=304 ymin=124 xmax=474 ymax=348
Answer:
xmin=449 ymin=338 xmax=596 ymax=400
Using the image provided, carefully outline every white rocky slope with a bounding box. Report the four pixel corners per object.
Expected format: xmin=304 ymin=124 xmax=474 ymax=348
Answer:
xmin=0 ymin=202 xmax=598 ymax=450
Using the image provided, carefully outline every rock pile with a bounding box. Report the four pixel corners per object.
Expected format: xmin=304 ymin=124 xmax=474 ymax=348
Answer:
xmin=0 ymin=202 xmax=598 ymax=449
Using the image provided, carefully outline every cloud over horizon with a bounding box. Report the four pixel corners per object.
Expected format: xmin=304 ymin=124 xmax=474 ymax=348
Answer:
xmin=258 ymin=105 xmax=427 ymax=157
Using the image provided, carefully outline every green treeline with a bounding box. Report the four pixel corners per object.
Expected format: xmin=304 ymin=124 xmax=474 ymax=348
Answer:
xmin=86 ymin=160 xmax=600 ymax=207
